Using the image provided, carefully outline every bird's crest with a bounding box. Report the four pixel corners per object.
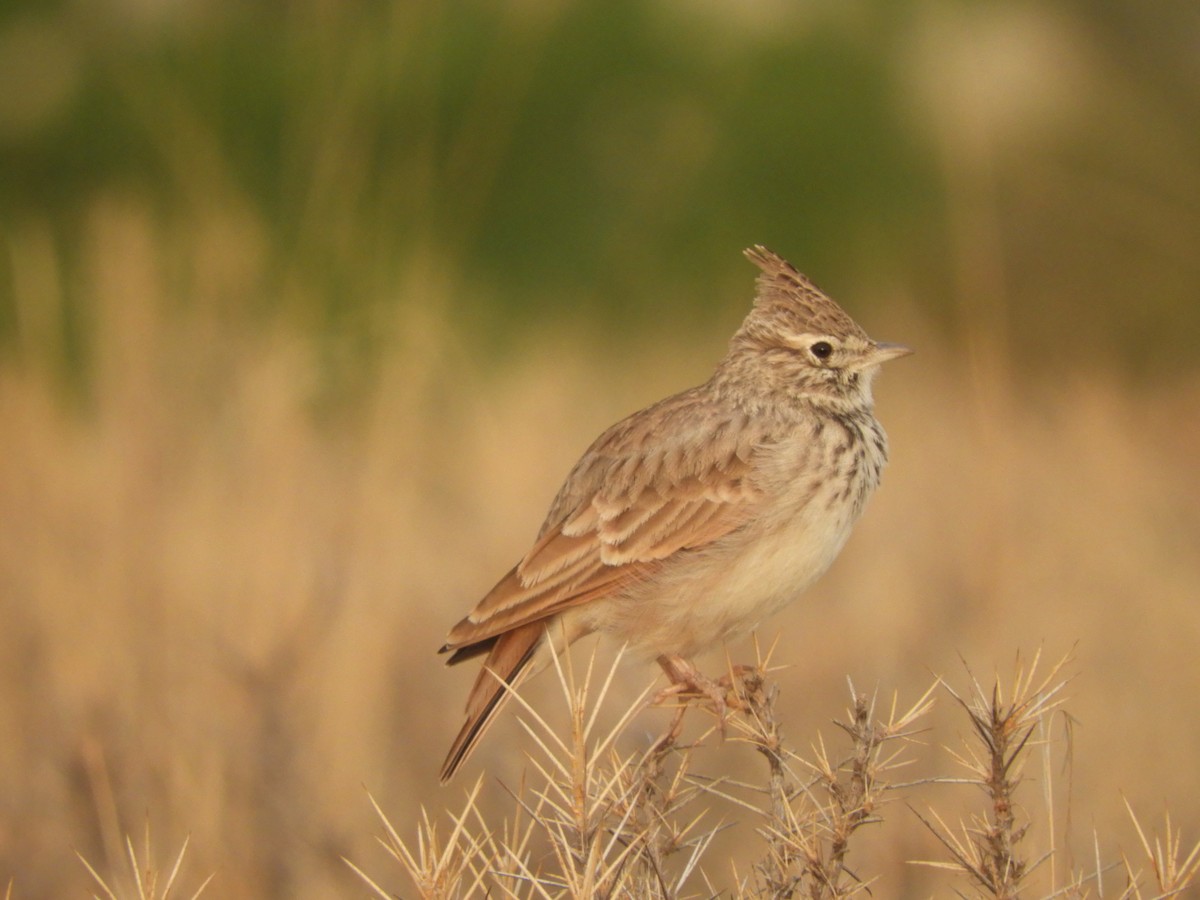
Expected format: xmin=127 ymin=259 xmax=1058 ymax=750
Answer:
xmin=743 ymin=245 xmax=867 ymax=341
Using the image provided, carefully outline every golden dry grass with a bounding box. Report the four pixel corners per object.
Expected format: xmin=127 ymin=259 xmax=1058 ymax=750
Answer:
xmin=2 ymin=201 xmax=1199 ymax=896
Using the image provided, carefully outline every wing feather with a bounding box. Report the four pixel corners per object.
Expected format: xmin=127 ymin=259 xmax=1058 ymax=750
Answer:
xmin=445 ymin=559 xmax=636 ymax=647
xmin=442 ymin=392 xmax=779 ymax=654
xmin=604 ymin=494 xmax=732 ymax=563
xmin=516 ymin=529 xmax=594 ymax=586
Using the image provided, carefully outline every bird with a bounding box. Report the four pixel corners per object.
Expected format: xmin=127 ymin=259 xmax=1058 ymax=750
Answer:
xmin=437 ymin=245 xmax=911 ymax=781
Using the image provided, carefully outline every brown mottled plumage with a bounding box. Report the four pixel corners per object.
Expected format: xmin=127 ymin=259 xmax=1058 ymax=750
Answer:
xmin=438 ymin=246 xmax=911 ymax=781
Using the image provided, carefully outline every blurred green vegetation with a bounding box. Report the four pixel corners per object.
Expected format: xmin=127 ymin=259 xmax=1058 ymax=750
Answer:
xmin=0 ymin=0 xmax=1197 ymax=383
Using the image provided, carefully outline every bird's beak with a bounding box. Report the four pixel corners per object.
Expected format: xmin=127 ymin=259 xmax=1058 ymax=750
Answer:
xmin=868 ymin=342 xmax=913 ymax=365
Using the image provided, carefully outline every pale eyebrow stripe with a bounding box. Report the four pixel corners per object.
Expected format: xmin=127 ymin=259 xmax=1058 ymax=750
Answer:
xmin=779 ymin=333 xmax=835 ymax=350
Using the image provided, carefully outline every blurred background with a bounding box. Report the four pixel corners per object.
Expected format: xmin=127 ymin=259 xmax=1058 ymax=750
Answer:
xmin=1 ymin=0 xmax=1198 ymax=895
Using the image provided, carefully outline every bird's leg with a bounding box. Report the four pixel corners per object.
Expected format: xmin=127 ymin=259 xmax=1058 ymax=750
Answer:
xmin=651 ymin=700 xmax=688 ymax=756
xmin=654 ymin=653 xmax=741 ymax=732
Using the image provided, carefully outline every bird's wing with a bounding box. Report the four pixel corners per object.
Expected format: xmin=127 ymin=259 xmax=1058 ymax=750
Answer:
xmin=442 ymin=391 xmax=771 ymax=651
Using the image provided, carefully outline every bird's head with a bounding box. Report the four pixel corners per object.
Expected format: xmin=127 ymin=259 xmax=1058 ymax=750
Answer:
xmin=722 ymin=246 xmax=911 ymax=411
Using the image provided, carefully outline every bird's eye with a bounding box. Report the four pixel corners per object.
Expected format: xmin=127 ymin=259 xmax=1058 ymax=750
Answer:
xmin=809 ymin=341 xmax=834 ymax=361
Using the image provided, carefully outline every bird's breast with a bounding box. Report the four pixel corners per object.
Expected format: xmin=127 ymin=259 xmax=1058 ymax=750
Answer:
xmin=592 ymin=418 xmax=887 ymax=660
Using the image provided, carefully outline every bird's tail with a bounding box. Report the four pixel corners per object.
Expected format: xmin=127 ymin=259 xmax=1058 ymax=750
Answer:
xmin=439 ymin=622 xmax=544 ymax=782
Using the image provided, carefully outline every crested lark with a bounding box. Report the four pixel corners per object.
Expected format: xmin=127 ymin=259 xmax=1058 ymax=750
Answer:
xmin=439 ymin=246 xmax=910 ymax=781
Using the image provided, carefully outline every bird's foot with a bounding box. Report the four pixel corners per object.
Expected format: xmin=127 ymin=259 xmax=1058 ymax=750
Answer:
xmin=654 ymin=654 xmax=745 ymax=735
xmin=717 ymin=663 xmax=756 ymax=689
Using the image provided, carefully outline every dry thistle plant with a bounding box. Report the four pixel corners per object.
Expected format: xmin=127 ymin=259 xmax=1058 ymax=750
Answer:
xmin=912 ymin=649 xmax=1077 ymax=897
xmin=358 ymin=644 xmax=1200 ymax=899
xmin=358 ymin=638 xmax=937 ymax=898
xmin=912 ymin=649 xmax=1200 ymax=900
xmin=346 ymin=779 xmax=502 ymax=898
xmin=75 ymin=824 xmax=212 ymax=900
xmin=354 ymin=645 xmax=725 ymax=898
xmin=1120 ymin=801 xmax=1200 ymax=899
xmin=719 ymin=663 xmax=936 ymax=898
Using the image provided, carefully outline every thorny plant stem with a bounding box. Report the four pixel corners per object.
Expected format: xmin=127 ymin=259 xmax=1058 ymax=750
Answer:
xmin=741 ymin=670 xmax=798 ymax=896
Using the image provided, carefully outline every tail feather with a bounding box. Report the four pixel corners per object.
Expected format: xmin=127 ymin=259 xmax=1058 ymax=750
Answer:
xmin=439 ymin=623 xmax=543 ymax=782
